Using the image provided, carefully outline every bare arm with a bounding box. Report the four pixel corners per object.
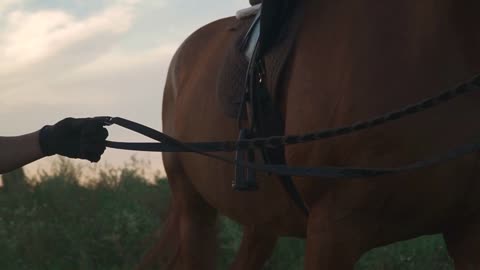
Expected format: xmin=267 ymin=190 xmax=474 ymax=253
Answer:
xmin=0 ymin=117 xmax=108 ymax=175
xmin=0 ymin=131 xmax=44 ymax=174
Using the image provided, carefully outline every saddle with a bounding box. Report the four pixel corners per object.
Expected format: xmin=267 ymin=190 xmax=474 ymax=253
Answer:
xmin=216 ymin=0 xmax=309 ymax=214
xmin=217 ymin=0 xmax=300 ymax=118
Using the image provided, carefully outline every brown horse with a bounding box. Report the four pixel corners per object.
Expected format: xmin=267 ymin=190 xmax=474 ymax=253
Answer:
xmin=137 ymin=0 xmax=480 ymax=269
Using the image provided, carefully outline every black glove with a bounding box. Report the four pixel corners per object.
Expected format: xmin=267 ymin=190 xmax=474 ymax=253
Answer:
xmin=39 ymin=117 xmax=109 ymax=162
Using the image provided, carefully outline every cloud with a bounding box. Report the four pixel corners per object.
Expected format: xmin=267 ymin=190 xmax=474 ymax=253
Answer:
xmin=0 ymin=0 xmax=154 ymax=110
xmin=0 ymin=43 xmax=176 ymax=108
xmin=72 ymin=43 xmax=177 ymax=76
xmin=0 ymin=0 xmax=245 ymax=174
xmin=0 ymin=0 xmax=21 ymax=14
xmin=0 ymin=2 xmax=138 ymax=74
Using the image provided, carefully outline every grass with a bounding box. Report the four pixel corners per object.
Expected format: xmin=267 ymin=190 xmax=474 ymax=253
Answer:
xmin=0 ymin=159 xmax=454 ymax=269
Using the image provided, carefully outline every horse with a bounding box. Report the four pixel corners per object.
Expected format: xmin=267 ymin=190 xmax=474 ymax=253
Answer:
xmin=136 ymin=0 xmax=480 ymax=269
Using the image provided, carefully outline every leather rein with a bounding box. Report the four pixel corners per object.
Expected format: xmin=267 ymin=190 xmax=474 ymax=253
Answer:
xmin=100 ymin=73 xmax=480 ymax=179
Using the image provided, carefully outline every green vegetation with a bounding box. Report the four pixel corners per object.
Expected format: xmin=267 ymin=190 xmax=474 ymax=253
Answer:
xmin=0 ymin=159 xmax=453 ymax=269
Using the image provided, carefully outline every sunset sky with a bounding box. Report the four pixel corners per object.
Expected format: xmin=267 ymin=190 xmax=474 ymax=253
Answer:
xmin=0 ymin=0 xmax=247 ymax=177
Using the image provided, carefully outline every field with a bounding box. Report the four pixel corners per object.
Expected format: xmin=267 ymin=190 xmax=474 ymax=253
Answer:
xmin=0 ymin=159 xmax=453 ymax=270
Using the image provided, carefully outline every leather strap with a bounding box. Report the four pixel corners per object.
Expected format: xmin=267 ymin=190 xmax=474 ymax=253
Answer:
xmin=100 ymin=117 xmax=480 ymax=179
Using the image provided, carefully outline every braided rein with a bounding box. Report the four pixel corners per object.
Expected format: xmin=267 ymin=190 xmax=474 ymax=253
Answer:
xmin=235 ymin=74 xmax=480 ymax=150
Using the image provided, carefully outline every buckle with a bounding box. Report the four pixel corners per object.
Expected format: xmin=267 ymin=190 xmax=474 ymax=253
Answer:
xmin=233 ymin=129 xmax=259 ymax=191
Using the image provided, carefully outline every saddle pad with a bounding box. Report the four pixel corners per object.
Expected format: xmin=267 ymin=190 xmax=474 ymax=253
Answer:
xmin=216 ymin=17 xmax=254 ymax=118
xmin=236 ymin=4 xmax=261 ymax=19
xmin=216 ymin=4 xmax=303 ymax=118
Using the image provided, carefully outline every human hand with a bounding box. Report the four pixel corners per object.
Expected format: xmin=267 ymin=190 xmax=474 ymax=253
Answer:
xmin=39 ymin=117 xmax=109 ymax=162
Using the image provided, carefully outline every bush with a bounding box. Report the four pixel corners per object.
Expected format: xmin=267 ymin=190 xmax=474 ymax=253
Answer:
xmin=0 ymin=159 xmax=454 ymax=269
xmin=0 ymin=159 xmax=168 ymax=270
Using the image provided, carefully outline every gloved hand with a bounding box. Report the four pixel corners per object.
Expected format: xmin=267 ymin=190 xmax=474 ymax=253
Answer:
xmin=39 ymin=117 xmax=109 ymax=162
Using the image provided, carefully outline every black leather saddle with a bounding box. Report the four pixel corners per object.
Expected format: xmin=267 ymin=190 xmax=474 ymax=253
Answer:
xmin=217 ymin=0 xmax=298 ymax=118
xmin=217 ymin=0 xmax=310 ymax=215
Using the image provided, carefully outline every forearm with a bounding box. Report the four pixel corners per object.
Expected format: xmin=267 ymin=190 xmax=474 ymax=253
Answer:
xmin=0 ymin=131 xmax=44 ymax=174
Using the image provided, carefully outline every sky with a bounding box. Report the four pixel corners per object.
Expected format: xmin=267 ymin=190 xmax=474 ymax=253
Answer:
xmin=0 ymin=0 xmax=248 ymax=178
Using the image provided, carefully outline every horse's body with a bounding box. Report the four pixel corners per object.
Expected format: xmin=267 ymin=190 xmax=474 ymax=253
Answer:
xmin=139 ymin=0 xmax=480 ymax=269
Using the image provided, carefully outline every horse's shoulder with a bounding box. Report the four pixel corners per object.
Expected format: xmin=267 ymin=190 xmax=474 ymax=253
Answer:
xmin=171 ymin=17 xmax=236 ymax=68
xmin=183 ymin=17 xmax=238 ymax=48
xmin=167 ymin=17 xmax=239 ymax=95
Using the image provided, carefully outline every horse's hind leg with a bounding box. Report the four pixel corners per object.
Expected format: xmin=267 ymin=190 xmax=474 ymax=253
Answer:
xmin=230 ymin=226 xmax=278 ymax=270
xmin=444 ymin=217 xmax=480 ymax=270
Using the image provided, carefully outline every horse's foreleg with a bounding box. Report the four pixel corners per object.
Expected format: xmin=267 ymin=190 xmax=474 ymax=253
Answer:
xmin=444 ymin=216 xmax=480 ymax=270
xmin=304 ymin=201 xmax=366 ymax=270
xmin=135 ymin=204 xmax=181 ymax=270
xmin=164 ymin=156 xmax=218 ymax=270
xmin=229 ymin=226 xmax=278 ymax=270
xmin=173 ymin=193 xmax=217 ymax=270
xmin=137 ymin=152 xmax=218 ymax=270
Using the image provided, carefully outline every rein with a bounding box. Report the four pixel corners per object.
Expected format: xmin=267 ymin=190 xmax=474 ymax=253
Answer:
xmin=100 ymin=73 xmax=480 ymax=178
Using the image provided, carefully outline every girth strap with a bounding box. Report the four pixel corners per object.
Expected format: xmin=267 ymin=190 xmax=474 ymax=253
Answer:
xmin=235 ymin=1 xmax=309 ymax=214
xmin=248 ymin=70 xmax=309 ymax=215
